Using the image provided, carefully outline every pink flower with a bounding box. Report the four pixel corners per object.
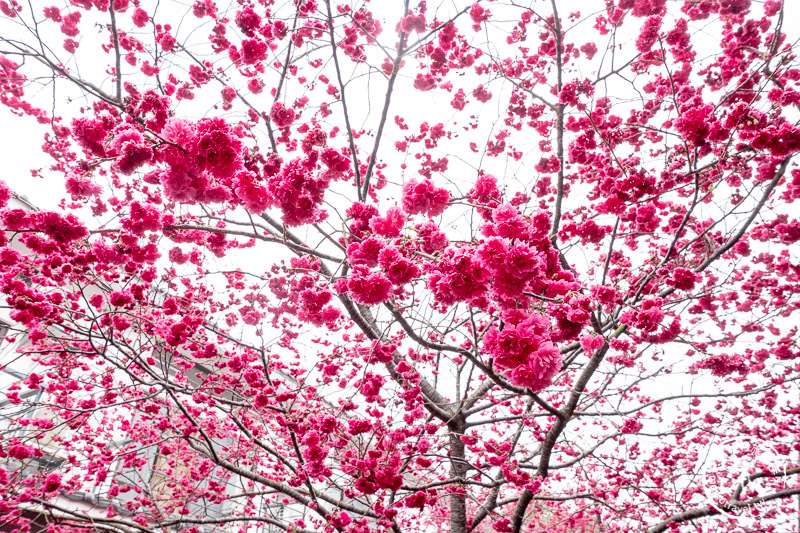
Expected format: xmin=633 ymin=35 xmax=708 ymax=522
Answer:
xmin=379 ymin=247 xmax=420 ymax=286
xmin=348 ymin=267 xmax=392 ymax=305
xmin=65 ymin=176 xmax=102 ymax=198
xmin=358 ymin=371 xmax=386 ymax=401
xmin=469 ymin=3 xmax=490 ymax=25
xmin=34 ymin=212 xmax=88 ymax=243
xmin=620 ymin=0 xmax=666 ymax=17
xmin=636 ymin=16 xmax=662 ymax=53
xmin=59 ymin=11 xmax=81 ymax=37
xmin=236 ymin=7 xmax=261 ymax=36
xmin=416 ymin=221 xmax=449 ymax=254
xmin=695 ymin=353 xmax=748 ymax=376
xmin=329 ymin=512 xmax=351 ymax=528
xmin=674 ymin=103 xmax=714 ymax=145
xmin=160 ymin=119 xmax=199 ymax=171
xmin=402 ymin=179 xmax=450 ymax=217
xmin=398 ymin=13 xmax=426 ymax=33
xmin=266 ymin=157 xmax=330 ymax=226
xmin=669 ymin=267 xmax=697 ymax=290
xmin=240 ymin=38 xmax=268 ymax=64
xmin=63 ymin=39 xmax=79 ymax=53
xmin=414 ymin=73 xmax=436 ymax=92
xmin=508 ymin=341 xmax=561 ymax=392
xmin=347 ymin=201 xmax=379 ymax=237
xmin=580 ymin=42 xmax=597 ymax=59
xmin=8 ymin=445 xmax=36 ymax=460
xmin=427 ymin=249 xmax=490 ymax=305
xmin=0 ymin=179 xmax=9 ymax=209
xmin=482 ymin=314 xmax=560 ymax=390
xmin=621 ymin=419 xmax=644 ymax=434
xmin=156 ymin=31 xmax=176 ymax=52
xmin=235 ymin=173 xmax=270 ymax=213
xmin=109 ymin=290 xmax=134 ymax=307
xmin=369 ymin=206 xmax=406 ymax=238
xmin=451 ymin=88 xmax=467 ymax=110
xmin=122 ymin=202 xmax=169 ymax=235
xmin=132 ymin=7 xmax=148 ymax=27
xmin=195 ymin=117 xmax=242 ymax=179
xmin=348 ymin=419 xmax=372 ymax=435
xmin=473 ymin=84 xmax=492 ymax=103
xmin=320 ymin=148 xmax=351 ymax=173
xmin=112 ymin=126 xmax=152 ymax=175
xmin=620 ymin=298 xmax=665 ymax=332
xmin=374 ymin=466 xmax=402 ymax=491
xmin=248 ymin=78 xmax=264 ymax=94
xmin=470 ymin=174 xmax=502 ymax=211
xmin=43 ymin=6 xmax=61 ymax=21
xmin=348 ymin=237 xmax=384 ymax=267
xmin=72 ymin=117 xmax=111 ymax=157
xmin=405 ymin=491 xmax=427 ymax=509
xmin=484 ymin=325 xmax=537 ymax=370
xmin=270 ymin=102 xmax=296 ymax=129
xmin=490 ymin=204 xmax=528 ymax=240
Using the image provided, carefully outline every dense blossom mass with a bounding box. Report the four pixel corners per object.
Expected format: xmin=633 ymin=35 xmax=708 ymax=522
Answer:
xmin=0 ymin=1 xmax=799 ymax=533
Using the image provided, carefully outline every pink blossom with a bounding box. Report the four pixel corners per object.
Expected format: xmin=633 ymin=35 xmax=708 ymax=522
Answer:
xmin=240 ymin=38 xmax=268 ymax=64
xmin=379 ymin=247 xmax=420 ymax=285
xmin=483 ymin=315 xmax=550 ymax=369
xmin=320 ymin=148 xmax=351 ymax=173
xmin=414 ymin=73 xmax=436 ymax=92
xmin=236 ymin=7 xmax=261 ymax=36
xmin=132 ymin=7 xmax=148 ymax=27
xmin=620 ymin=298 xmax=666 ymax=332
xmin=427 ymin=249 xmax=490 ymax=305
xmin=348 ymin=419 xmax=372 ymax=435
xmin=580 ymin=42 xmax=597 ymax=59
xmin=347 ymin=267 xmax=392 ymax=305
xmin=416 ymin=221 xmax=449 ymax=254
xmin=8 ymin=445 xmax=36 ymax=460
xmin=695 ymin=354 xmax=748 ymax=376
xmin=621 ymin=419 xmax=643 ymax=434
xmin=674 ymin=103 xmax=714 ymax=145
xmin=234 ymin=173 xmax=270 ymax=213
xmin=155 ymin=31 xmax=176 ymax=52
xmin=470 ymin=174 xmax=502 ymax=214
xmin=620 ymin=0 xmax=666 ymax=17
xmin=669 ymin=267 xmax=697 ymax=290
xmin=507 ymin=346 xmax=561 ymax=391
xmin=473 ymin=85 xmax=492 ymax=103
xmin=402 ymin=179 xmax=450 ymax=217
xmin=122 ymin=202 xmax=169 ymax=235
xmin=43 ymin=6 xmax=61 ymax=21
xmin=266 ymin=156 xmax=329 ymax=226
xmin=0 ymin=180 xmax=9 ymax=209
xmin=469 ymin=3 xmax=490 ymax=25
xmin=112 ymin=125 xmax=152 ymax=175
xmin=369 ymin=206 xmax=406 ymax=238
xmin=65 ymin=177 xmax=103 ymax=198
xmin=270 ymin=102 xmax=296 ymax=129
xmin=636 ymin=16 xmax=662 ymax=53
xmin=34 ymin=212 xmax=88 ymax=243
xmin=490 ymin=204 xmax=528 ymax=240
xmin=398 ymin=13 xmax=426 ymax=34
xmin=59 ymin=11 xmax=81 ymax=37
xmin=195 ymin=117 xmax=242 ymax=179
xmin=347 ymin=237 xmax=384 ymax=267
xmin=405 ymin=491 xmax=427 ymax=509
xmin=72 ymin=117 xmax=111 ymax=157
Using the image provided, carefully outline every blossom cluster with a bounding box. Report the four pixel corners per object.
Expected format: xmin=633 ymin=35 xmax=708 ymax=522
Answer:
xmin=482 ymin=314 xmax=562 ymax=391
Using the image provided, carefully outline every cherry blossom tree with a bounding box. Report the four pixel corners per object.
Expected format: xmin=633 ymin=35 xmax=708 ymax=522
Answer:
xmin=1 ymin=0 xmax=800 ymax=532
